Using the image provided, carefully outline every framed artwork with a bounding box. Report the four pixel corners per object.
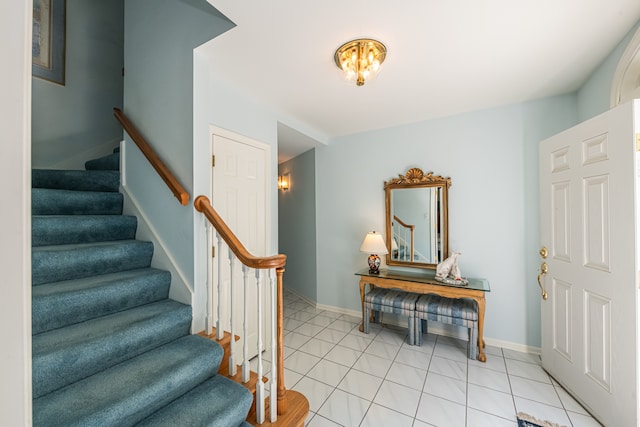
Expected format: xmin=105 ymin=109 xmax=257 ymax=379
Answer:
xmin=32 ymin=0 xmax=66 ymax=85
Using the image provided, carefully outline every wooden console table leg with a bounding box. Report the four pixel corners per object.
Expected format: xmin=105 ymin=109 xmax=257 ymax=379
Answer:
xmin=475 ymin=296 xmax=486 ymax=362
xmin=359 ymin=279 xmax=366 ymax=332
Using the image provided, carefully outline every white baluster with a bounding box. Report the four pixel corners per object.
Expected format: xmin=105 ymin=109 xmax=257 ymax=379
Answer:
xmin=229 ymin=250 xmax=237 ymax=377
xmin=205 ymin=223 xmax=213 ymax=334
xmin=255 ymin=269 xmax=265 ymax=424
xmin=269 ymin=268 xmax=278 ymax=422
xmin=241 ymin=264 xmax=250 ymax=383
xmin=403 ymin=229 xmax=408 ymax=261
xmin=216 ymin=232 xmax=224 ymax=340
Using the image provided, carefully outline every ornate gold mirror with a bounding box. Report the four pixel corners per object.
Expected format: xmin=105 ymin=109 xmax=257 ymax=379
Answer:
xmin=385 ymin=168 xmax=451 ymax=269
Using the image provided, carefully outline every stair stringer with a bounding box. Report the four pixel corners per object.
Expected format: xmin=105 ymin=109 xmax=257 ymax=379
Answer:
xmin=120 ymin=184 xmax=194 ymax=325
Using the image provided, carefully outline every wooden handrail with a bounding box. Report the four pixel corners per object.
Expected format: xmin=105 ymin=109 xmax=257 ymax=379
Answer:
xmin=194 ymin=196 xmax=287 ymax=269
xmin=393 ymin=215 xmax=415 ymax=261
xmin=195 ymin=194 xmax=289 ymax=418
xmin=113 ymin=107 xmax=189 ymax=206
xmin=393 ymin=215 xmax=415 ymax=231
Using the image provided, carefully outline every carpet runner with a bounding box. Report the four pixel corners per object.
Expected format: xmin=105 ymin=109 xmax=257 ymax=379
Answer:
xmin=31 ymin=149 xmax=252 ymax=426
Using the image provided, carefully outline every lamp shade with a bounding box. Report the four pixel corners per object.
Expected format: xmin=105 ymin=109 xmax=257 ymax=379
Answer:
xmin=359 ymin=231 xmax=388 ymax=254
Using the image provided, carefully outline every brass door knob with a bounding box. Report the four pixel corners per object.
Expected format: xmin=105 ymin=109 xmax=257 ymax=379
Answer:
xmin=539 ymin=246 xmax=548 ymax=259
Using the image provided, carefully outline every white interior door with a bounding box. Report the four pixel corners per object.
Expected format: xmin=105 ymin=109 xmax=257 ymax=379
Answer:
xmin=212 ymin=129 xmax=270 ymax=359
xmin=539 ymin=100 xmax=639 ymax=426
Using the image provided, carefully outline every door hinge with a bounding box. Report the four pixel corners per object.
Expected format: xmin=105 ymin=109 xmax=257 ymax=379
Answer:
xmin=636 ymin=133 xmax=640 ymax=152
xmin=212 ymin=155 xmax=215 ymax=167
xmin=212 ymin=246 xmax=215 ymax=258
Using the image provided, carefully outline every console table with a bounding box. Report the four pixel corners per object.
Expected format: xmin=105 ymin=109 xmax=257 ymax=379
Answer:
xmin=356 ymin=268 xmax=491 ymax=362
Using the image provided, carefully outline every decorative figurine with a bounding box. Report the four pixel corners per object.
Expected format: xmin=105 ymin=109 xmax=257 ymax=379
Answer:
xmin=435 ymin=251 xmax=468 ymax=285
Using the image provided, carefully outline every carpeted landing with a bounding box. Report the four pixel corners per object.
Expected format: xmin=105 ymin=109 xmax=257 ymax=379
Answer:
xmin=31 ymin=149 xmax=252 ymax=426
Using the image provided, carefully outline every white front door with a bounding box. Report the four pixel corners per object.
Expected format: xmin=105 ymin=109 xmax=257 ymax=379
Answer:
xmin=539 ymin=100 xmax=639 ymax=426
xmin=212 ymin=128 xmax=270 ymax=359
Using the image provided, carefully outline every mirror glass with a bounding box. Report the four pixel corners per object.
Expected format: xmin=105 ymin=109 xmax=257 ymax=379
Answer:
xmin=385 ymin=168 xmax=450 ymax=270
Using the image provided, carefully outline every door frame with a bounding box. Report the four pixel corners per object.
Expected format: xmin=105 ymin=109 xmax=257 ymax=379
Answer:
xmin=611 ymin=26 xmax=640 ymax=108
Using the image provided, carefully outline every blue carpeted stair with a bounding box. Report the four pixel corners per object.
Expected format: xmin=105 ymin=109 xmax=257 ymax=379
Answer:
xmin=31 ymin=150 xmax=252 ymax=426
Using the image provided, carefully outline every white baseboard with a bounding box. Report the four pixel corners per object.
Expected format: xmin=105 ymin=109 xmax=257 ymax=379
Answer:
xmin=288 ymin=288 xmax=541 ymax=355
xmin=482 ymin=337 xmax=541 ymax=355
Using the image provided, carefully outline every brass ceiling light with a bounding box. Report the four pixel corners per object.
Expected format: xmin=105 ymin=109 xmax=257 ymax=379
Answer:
xmin=334 ymin=38 xmax=387 ymax=86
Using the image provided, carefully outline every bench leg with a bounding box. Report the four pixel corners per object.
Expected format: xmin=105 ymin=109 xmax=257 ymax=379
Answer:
xmin=468 ymin=323 xmax=478 ymax=360
xmin=414 ymin=318 xmax=423 ymax=346
xmin=364 ymin=306 xmax=370 ymax=334
xmin=407 ymin=317 xmax=415 ymax=345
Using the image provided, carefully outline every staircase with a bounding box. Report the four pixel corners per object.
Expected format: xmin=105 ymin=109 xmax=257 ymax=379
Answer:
xmin=31 ymin=149 xmax=253 ymax=426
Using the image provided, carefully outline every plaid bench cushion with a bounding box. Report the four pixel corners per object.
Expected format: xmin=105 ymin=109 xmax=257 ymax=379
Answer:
xmin=365 ymin=288 xmax=419 ymax=316
xmin=364 ymin=288 xmax=419 ymax=345
xmin=415 ymin=294 xmax=478 ymax=321
xmin=415 ymin=293 xmax=479 ymax=359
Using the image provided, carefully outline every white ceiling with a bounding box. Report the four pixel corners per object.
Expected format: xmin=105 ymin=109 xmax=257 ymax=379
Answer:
xmin=206 ymin=0 xmax=640 ymax=162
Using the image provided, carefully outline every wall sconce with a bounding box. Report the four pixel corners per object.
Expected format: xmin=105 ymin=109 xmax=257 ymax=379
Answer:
xmin=278 ymin=174 xmax=290 ymax=191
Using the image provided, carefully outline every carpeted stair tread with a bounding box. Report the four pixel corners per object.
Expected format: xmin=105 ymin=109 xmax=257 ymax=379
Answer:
xmin=32 ymin=169 xmax=120 ymax=192
xmin=32 ymin=240 xmax=154 ymax=285
xmin=32 ymin=268 xmax=171 ymax=334
xmin=32 ymin=215 xmax=137 ymax=246
xmin=32 ymin=299 xmax=192 ymax=398
xmin=135 ymin=374 xmax=253 ymax=427
xmin=33 ymin=335 xmax=223 ymax=427
xmin=85 ymin=152 xmax=120 ymax=171
xmin=30 ymin=152 xmax=252 ymax=425
xmin=32 ymin=188 xmax=123 ymax=215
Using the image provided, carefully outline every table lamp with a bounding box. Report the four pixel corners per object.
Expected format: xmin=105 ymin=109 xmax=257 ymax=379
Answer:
xmin=360 ymin=231 xmax=389 ymax=274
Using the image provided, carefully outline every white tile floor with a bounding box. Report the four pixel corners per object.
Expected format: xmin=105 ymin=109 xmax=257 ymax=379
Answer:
xmin=252 ymin=290 xmax=602 ymax=427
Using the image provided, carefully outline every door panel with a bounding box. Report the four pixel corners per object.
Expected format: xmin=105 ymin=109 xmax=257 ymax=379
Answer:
xmin=551 ymin=181 xmax=571 ymax=261
xmin=539 ymin=100 xmax=638 ymax=427
xmin=584 ymin=291 xmax=610 ymax=392
xmin=583 ymin=175 xmax=610 ymax=271
xmin=552 ymin=278 xmax=571 ymax=361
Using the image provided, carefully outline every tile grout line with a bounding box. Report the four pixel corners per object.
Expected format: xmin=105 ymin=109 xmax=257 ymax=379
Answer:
xmin=281 ymin=294 xmax=601 ymax=427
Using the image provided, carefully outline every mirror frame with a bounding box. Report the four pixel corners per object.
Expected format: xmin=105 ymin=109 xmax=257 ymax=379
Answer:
xmin=384 ymin=167 xmax=451 ymax=270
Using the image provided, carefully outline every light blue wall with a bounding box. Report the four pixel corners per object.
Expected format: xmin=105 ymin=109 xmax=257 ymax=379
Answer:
xmin=278 ymin=149 xmax=317 ymax=301
xmin=316 ymin=95 xmax=577 ymax=347
xmin=577 ymin=20 xmax=640 ymax=122
xmin=32 ymin=0 xmax=124 ymax=168
xmin=123 ymin=0 xmax=232 ymax=294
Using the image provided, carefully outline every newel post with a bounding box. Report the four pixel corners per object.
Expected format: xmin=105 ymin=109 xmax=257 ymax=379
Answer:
xmin=276 ymin=266 xmax=287 ymax=415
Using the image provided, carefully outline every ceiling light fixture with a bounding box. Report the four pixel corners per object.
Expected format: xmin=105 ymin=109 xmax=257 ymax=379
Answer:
xmin=334 ymin=38 xmax=387 ymax=87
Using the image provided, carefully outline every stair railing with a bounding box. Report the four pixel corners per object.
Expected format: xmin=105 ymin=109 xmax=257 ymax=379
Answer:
xmin=194 ymin=195 xmax=287 ymax=424
xmin=393 ymin=215 xmax=415 ymax=261
xmin=113 ymin=108 xmax=189 ymax=206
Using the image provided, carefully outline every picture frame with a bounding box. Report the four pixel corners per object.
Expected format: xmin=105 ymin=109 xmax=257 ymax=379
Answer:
xmin=32 ymin=0 xmax=66 ymax=85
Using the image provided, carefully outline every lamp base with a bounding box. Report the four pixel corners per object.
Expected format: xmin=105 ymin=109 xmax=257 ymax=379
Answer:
xmin=367 ymin=254 xmax=381 ymax=274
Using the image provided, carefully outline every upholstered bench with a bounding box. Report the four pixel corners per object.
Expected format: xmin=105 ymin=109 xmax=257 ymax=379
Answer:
xmin=363 ymin=288 xmax=419 ymax=345
xmin=415 ymin=293 xmax=479 ymax=359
